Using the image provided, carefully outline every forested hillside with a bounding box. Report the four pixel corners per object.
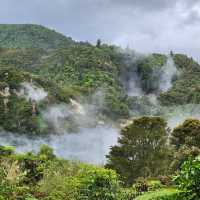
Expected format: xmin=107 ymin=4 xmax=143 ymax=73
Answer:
xmin=0 ymin=24 xmax=200 ymax=135
xmin=0 ymin=24 xmax=73 ymax=49
xmin=0 ymin=24 xmax=200 ymax=199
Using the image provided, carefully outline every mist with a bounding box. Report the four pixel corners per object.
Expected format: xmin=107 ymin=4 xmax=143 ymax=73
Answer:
xmin=0 ymin=88 xmax=119 ymax=165
xmin=127 ymin=74 xmax=143 ymax=97
xmin=0 ymin=52 xmax=198 ymax=165
xmin=0 ymin=126 xmax=119 ymax=165
xmin=164 ymin=104 xmax=200 ymax=129
xmin=120 ymin=50 xmax=144 ymax=97
xmin=20 ymin=82 xmax=48 ymax=102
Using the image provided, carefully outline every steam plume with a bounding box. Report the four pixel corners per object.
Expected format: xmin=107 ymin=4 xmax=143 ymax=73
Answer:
xmin=159 ymin=56 xmax=178 ymax=92
xmin=20 ymin=82 xmax=48 ymax=102
xmin=0 ymin=126 xmax=119 ymax=165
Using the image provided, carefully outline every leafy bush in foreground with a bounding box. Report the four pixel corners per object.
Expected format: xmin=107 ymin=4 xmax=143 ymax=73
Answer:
xmin=175 ymin=156 xmax=200 ymax=200
xmin=0 ymin=145 xmax=123 ymax=200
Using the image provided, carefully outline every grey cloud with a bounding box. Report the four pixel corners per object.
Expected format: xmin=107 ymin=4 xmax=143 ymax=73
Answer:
xmin=183 ymin=10 xmax=200 ymax=26
xmin=0 ymin=0 xmax=199 ymax=61
xmin=112 ymin=0 xmax=177 ymax=11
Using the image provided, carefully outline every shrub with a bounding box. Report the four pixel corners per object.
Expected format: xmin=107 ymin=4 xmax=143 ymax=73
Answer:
xmin=135 ymin=178 xmax=149 ymax=194
xmin=39 ymin=161 xmax=122 ymax=200
xmin=158 ymin=176 xmax=172 ymax=186
xmin=147 ymin=180 xmax=162 ymax=191
xmin=175 ymin=156 xmax=200 ymax=200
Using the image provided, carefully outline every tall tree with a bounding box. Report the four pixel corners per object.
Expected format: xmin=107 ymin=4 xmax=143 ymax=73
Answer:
xmin=171 ymin=118 xmax=200 ymax=149
xmin=170 ymin=119 xmax=200 ymax=170
xmin=106 ymin=117 xmax=170 ymax=186
xmin=96 ymin=39 xmax=101 ymax=48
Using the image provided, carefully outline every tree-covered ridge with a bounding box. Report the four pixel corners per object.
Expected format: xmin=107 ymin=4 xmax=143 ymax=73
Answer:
xmin=0 ymin=24 xmax=74 ymax=49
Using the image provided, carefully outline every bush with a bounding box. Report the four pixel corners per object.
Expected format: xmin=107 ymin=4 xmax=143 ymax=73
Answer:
xmin=39 ymin=161 xmax=122 ymax=200
xmin=135 ymin=178 xmax=149 ymax=194
xmin=147 ymin=180 xmax=162 ymax=191
xmin=120 ymin=187 xmax=138 ymax=200
xmin=175 ymin=156 xmax=200 ymax=200
xmin=0 ymin=146 xmax=15 ymax=156
xmin=158 ymin=176 xmax=172 ymax=186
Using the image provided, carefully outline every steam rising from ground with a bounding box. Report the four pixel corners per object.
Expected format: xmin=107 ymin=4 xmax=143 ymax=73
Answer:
xmin=43 ymin=90 xmax=106 ymax=134
xmin=0 ymin=126 xmax=118 ymax=165
xmin=0 ymin=89 xmax=119 ymax=165
xmin=20 ymin=82 xmax=47 ymax=102
xmin=0 ymin=54 xmax=199 ymax=165
xmin=125 ymin=54 xmax=200 ymax=130
xmin=159 ymin=56 xmax=179 ymax=92
xmin=165 ymin=104 xmax=200 ymax=129
xmin=127 ymin=74 xmax=143 ymax=97
xmin=125 ymin=55 xmax=178 ymax=97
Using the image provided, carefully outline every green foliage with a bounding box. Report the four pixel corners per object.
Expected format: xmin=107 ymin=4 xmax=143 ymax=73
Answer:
xmin=0 ymin=67 xmax=24 ymax=89
xmin=0 ymin=25 xmax=200 ymax=134
xmin=147 ymin=180 xmax=162 ymax=191
xmin=0 ymin=146 xmax=15 ymax=156
xmin=96 ymin=39 xmax=101 ymax=48
xmin=0 ymin=24 xmax=73 ymax=49
xmin=135 ymin=178 xmax=149 ymax=194
xmin=137 ymin=54 xmax=167 ymax=93
xmin=171 ymin=145 xmax=200 ymax=172
xmin=0 ymin=146 xmax=125 ymax=200
xmin=39 ymin=162 xmax=122 ymax=200
xmin=175 ymin=157 xmax=200 ymax=200
xmin=106 ymin=117 xmax=171 ymax=185
xmin=119 ymin=187 xmax=138 ymax=200
xmin=1 ymin=24 xmax=200 ymax=200
xmin=38 ymin=145 xmax=56 ymax=160
xmin=170 ymin=119 xmax=200 ymax=170
xmin=159 ymin=54 xmax=200 ymax=106
xmin=135 ymin=188 xmax=183 ymax=200
xmin=171 ymin=119 xmax=200 ymax=149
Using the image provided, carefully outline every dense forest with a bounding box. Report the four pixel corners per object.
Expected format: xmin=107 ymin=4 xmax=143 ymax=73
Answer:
xmin=0 ymin=24 xmax=200 ymax=199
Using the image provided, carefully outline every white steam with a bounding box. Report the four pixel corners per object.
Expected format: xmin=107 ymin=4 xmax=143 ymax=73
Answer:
xmin=159 ymin=56 xmax=178 ymax=92
xmin=0 ymin=89 xmax=119 ymax=165
xmin=70 ymin=98 xmax=86 ymax=115
xmin=42 ymin=104 xmax=72 ymax=134
xmin=42 ymin=92 xmax=106 ymax=134
xmin=0 ymin=126 xmax=118 ymax=165
xmin=127 ymin=74 xmax=143 ymax=97
xmin=20 ymin=82 xmax=48 ymax=102
xmin=165 ymin=104 xmax=200 ymax=129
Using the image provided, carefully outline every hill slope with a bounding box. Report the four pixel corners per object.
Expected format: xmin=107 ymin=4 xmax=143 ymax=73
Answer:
xmin=0 ymin=24 xmax=74 ymax=49
xmin=0 ymin=24 xmax=200 ymax=135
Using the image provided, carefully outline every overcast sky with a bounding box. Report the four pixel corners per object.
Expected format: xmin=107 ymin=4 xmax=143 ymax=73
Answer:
xmin=0 ymin=0 xmax=200 ymax=61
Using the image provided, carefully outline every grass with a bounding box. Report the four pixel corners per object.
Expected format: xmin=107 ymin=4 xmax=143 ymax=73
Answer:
xmin=135 ymin=188 xmax=179 ymax=200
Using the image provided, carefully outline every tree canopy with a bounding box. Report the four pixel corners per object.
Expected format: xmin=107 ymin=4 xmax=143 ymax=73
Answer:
xmin=106 ymin=116 xmax=170 ymax=185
